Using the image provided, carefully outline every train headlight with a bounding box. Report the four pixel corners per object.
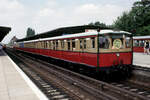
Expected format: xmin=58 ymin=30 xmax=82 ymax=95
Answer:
xmin=116 ymin=53 xmax=120 ymax=57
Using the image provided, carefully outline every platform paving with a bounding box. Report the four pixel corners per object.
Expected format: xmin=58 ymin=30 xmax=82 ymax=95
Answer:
xmin=0 ymin=50 xmax=48 ymax=100
xmin=133 ymin=53 xmax=150 ymax=68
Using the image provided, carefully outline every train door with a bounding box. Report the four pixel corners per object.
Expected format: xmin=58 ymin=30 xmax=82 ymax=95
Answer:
xmin=80 ymin=38 xmax=87 ymax=65
xmin=79 ymin=39 xmax=83 ymax=63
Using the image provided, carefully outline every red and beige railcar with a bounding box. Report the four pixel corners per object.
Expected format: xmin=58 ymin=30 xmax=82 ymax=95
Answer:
xmin=14 ymin=29 xmax=133 ymax=76
xmin=133 ymin=36 xmax=150 ymax=52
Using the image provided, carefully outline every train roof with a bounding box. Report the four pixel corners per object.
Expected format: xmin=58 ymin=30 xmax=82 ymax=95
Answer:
xmin=133 ymin=36 xmax=150 ymax=40
xmin=17 ymin=25 xmax=106 ymax=42
xmin=21 ymin=29 xmax=131 ymax=43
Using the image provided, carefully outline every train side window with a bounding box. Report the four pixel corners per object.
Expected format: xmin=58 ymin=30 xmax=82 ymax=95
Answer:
xmin=51 ymin=41 xmax=52 ymax=49
xmin=29 ymin=42 xmax=30 ymax=48
xmin=40 ymin=42 xmax=42 ymax=48
xmin=29 ymin=42 xmax=32 ymax=48
xmin=43 ymin=41 xmax=45 ymax=48
xmin=44 ymin=41 xmax=46 ymax=48
xmin=72 ymin=39 xmax=75 ymax=49
xmin=37 ymin=42 xmax=39 ymax=48
xmin=53 ymin=41 xmax=55 ymax=50
xmin=43 ymin=41 xmax=46 ymax=49
xmin=56 ymin=40 xmax=58 ymax=49
xmin=41 ymin=41 xmax=43 ymax=48
xmin=84 ymin=39 xmax=86 ymax=49
xmin=67 ymin=40 xmax=70 ymax=50
xmin=35 ymin=42 xmax=37 ymax=48
xmin=46 ymin=41 xmax=47 ymax=48
xmin=32 ymin=42 xmax=33 ymax=48
xmin=42 ymin=41 xmax=44 ymax=48
xmin=139 ymin=40 xmax=144 ymax=47
xmin=80 ymin=40 xmax=83 ymax=49
xmin=37 ymin=42 xmax=38 ymax=48
xmin=39 ymin=42 xmax=41 ymax=48
xmin=134 ymin=40 xmax=139 ymax=47
xmin=137 ymin=40 xmax=139 ymax=47
xmin=29 ymin=42 xmax=31 ymax=48
xmin=61 ymin=40 xmax=64 ymax=49
xmin=46 ymin=41 xmax=48 ymax=48
xmin=91 ymin=37 xmax=95 ymax=48
xmin=46 ymin=41 xmax=49 ymax=49
xmin=49 ymin=41 xmax=51 ymax=49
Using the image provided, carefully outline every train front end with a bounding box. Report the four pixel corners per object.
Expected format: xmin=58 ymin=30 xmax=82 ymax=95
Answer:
xmin=97 ymin=30 xmax=133 ymax=77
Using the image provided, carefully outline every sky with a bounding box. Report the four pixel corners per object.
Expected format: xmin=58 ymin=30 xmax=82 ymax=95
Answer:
xmin=1 ymin=0 xmax=138 ymax=43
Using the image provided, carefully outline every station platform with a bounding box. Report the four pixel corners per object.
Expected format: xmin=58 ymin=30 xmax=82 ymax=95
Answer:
xmin=0 ymin=50 xmax=48 ymax=100
xmin=133 ymin=53 xmax=150 ymax=68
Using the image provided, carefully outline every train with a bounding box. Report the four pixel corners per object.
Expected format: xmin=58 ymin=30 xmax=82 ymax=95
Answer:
xmin=13 ymin=29 xmax=133 ymax=79
xmin=133 ymin=36 xmax=150 ymax=53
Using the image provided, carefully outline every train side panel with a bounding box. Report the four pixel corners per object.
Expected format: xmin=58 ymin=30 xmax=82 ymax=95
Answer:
xmin=81 ymin=52 xmax=97 ymax=67
xmin=133 ymin=47 xmax=144 ymax=52
xmin=15 ymin=47 xmax=132 ymax=69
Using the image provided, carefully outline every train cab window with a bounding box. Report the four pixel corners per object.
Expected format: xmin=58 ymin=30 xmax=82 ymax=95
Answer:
xmin=91 ymin=37 xmax=95 ymax=48
xmin=72 ymin=39 xmax=75 ymax=49
xmin=67 ymin=40 xmax=70 ymax=50
xmin=125 ymin=36 xmax=132 ymax=48
xmin=112 ymin=38 xmax=123 ymax=49
xmin=99 ymin=36 xmax=110 ymax=49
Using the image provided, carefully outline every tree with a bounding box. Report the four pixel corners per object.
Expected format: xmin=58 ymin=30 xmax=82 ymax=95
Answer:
xmin=26 ymin=27 xmax=35 ymax=38
xmin=113 ymin=0 xmax=150 ymax=36
xmin=88 ymin=21 xmax=107 ymax=28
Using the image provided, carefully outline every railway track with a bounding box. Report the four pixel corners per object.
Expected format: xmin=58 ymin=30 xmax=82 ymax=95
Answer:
xmin=6 ymin=48 xmax=150 ymax=100
xmin=127 ymin=65 xmax=150 ymax=93
xmin=111 ymin=81 xmax=150 ymax=98
xmin=133 ymin=65 xmax=150 ymax=72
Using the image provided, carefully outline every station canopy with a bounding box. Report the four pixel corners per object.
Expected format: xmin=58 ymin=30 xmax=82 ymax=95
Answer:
xmin=17 ymin=25 xmax=110 ymax=42
xmin=0 ymin=26 xmax=11 ymax=42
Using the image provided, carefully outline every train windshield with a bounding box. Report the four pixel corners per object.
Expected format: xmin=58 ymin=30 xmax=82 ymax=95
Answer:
xmin=125 ymin=36 xmax=132 ymax=48
xmin=111 ymin=35 xmax=124 ymax=49
xmin=99 ymin=36 xmax=110 ymax=49
xmin=98 ymin=34 xmax=132 ymax=52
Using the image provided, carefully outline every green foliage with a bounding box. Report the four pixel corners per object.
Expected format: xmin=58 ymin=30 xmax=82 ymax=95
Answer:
xmin=88 ymin=21 xmax=107 ymax=28
xmin=26 ymin=27 xmax=35 ymax=38
xmin=113 ymin=0 xmax=150 ymax=36
xmin=136 ymin=25 xmax=150 ymax=35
